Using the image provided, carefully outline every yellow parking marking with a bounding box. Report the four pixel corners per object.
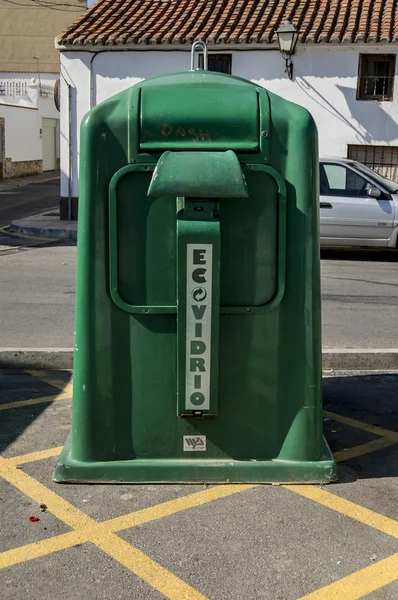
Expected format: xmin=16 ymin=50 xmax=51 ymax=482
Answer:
xmin=94 ymin=532 xmax=208 ymax=600
xmin=25 ymin=370 xmax=47 ymax=378
xmin=1 ymin=405 xmax=398 ymax=599
xmin=0 ymin=457 xmax=94 ymax=530
xmin=0 ymin=488 xmax=255 ymax=570
xmin=0 ymin=531 xmax=84 ymax=569
xmin=24 ymin=369 xmax=73 ymax=398
xmin=47 ymin=381 xmax=73 ymax=395
xmin=7 ymin=446 xmax=62 ymax=466
xmin=324 ymin=410 xmax=398 ymax=441
xmin=0 ymin=371 xmax=73 ymax=412
xmin=0 ymin=457 xmax=256 ymax=570
xmin=34 ymin=176 xmax=60 ymax=183
xmin=106 ymin=484 xmax=257 ymax=532
xmin=299 ymin=553 xmax=398 ymax=599
xmin=0 ymin=225 xmax=59 ymax=243
xmin=0 ymin=392 xmax=71 ymax=411
xmin=0 ymin=456 xmax=210 ymax=598
xmin=285 ymin=485 xmax=398 ymax=539
xmin=25 ymin=370 xmax=73 ymax=394
xmin=334 ymin=437 xmax=398 ymax=463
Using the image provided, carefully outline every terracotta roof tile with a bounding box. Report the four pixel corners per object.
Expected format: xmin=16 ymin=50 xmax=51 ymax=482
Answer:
xmin=381 ymin=0 xmax=394 ymax=41
xmin=57 ymin=0 xmax=398 ymax=47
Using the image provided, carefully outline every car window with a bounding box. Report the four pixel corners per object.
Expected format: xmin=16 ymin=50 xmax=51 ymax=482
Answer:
xmin=321 ymin=163 xmax=373 ymax=198
xmin=351 ymin=162 xmax=398 ymax=193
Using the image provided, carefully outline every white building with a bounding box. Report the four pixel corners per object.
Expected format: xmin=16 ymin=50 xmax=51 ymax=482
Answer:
xmin=56 ymin=0 xmax=398 ymax=218
xmin=0 ymin=0 xmax=87 ymax=180
xmin=0 ymin=74 xmax=60 ymax=178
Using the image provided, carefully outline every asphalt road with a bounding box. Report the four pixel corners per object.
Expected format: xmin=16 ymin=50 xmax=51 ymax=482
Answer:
xmin=0 ymin=174 xmax=397 ymax=348
xmin=0 ymin=241 xmax=396 ymax=348
xmin=0 ymin=173 xmax=60 ymax=227
xmin=321 ymin=249 xmax=398 ymax=348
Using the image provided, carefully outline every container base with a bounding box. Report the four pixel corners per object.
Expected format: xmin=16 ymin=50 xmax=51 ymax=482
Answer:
xmin=53 ymin=434 xmax=337 ymax=484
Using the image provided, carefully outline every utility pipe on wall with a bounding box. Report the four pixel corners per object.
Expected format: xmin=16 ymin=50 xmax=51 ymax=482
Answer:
xmin=67 ymin=82 xmax=72 ymax=221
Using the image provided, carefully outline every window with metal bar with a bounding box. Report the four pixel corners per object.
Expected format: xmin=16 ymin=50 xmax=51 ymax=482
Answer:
xmin=357 ymin=54 xmax=396 ymax=101
xmin=348 ymin=145 xmax=398 ymax=184
xmin=199 ymin=54 xmax=232 ymax=74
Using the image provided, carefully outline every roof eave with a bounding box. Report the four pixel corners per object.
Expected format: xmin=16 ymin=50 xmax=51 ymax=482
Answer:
xmin=56 ymin=40 xmax=281 ymax=51
xmin=55 ymin=38 xmax=398 ymax=52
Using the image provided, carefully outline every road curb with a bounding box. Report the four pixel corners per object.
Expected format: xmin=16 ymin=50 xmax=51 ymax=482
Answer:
xmin=11 ymin=222 xmax=77 ymax=241
xmin=322 ymin=349 xmax=398 ymax=371
xmin=0 ymin=349 xmax=73 ymax=370
xmin=0 ymin=349 xmax=397 ymax=371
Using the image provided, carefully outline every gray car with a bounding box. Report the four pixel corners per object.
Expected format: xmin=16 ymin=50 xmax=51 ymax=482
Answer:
xmin=320 ymin=157 xmax=398 ymax=249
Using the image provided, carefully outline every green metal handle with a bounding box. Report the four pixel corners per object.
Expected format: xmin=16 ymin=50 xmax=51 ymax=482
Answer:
xmin=221 ymin=163 xmax=286 ymax=314
xmin=109 ymin=163 xmax=176 ymax=315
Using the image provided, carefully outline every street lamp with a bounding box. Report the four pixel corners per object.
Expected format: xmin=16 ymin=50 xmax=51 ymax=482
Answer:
xmin=276 ymin=19 xmax=299 ymax=80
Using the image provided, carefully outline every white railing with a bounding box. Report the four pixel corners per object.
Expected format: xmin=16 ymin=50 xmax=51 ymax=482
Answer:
xmin=0 ymin=80 xmax=28 ymax=97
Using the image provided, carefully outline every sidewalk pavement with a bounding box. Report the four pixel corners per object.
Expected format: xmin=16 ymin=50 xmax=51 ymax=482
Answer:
xmin=11 ymin=210 xmax=77 ymax=241
xmin=0 ymin=172 xmax=60 ymax=192
xmin=1 ymin=369 xmax=398 ymax=600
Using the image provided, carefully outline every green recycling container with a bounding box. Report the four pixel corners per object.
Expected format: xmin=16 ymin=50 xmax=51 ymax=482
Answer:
xmin=54 ymin=70 xmax=337 ymax=484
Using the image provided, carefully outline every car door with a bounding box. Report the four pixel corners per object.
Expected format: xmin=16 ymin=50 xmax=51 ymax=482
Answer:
xmin=319 ymin=162 xmax=394 ymax=246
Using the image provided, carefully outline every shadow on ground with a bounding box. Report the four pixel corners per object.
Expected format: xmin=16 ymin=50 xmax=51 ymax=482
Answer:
xmin=321 ymin=248 xmax=398 ymax=262
xmin=0 ymin=370 xmax=72 ymax=454
xmin=0 ymin=232 xmax=76 ymax=256
xmin=1 ymin=370 xmax=398 ymax=483
xmin=324 ymin=373 xmax=398 ymax=482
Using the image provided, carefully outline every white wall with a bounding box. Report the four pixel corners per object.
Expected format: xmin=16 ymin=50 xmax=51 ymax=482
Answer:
xmin=0 ymin=73 xmax=60 ymax=164
xmin=60 ymin=45 xmax=398 ymax=198
xmin=60 ymin=52 xmax=92 ymax=196
xmin=38 ymin=97 xmax=60 ymax=120
xmin=0 ymin=104 xmax=40 ymax=162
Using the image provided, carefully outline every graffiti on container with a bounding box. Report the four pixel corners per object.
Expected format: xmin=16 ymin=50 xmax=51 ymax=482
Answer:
xmin=161 ymin=123 xmax=211 ymax=142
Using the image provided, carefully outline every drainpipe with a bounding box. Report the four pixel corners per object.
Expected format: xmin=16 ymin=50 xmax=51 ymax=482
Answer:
xmin=89 ymin=51 xmax=108 ymax=108
xmin=67 ymin=82 xmax=72 ymax=221
xmin=64 ymin=51 xmax=102 ymax=221
xmin=90 ymin=52 xmax=99 ymax=109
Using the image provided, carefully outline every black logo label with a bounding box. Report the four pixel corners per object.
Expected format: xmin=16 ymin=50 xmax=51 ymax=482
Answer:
xmin=192 ymin=287 xmax=207 ymax=302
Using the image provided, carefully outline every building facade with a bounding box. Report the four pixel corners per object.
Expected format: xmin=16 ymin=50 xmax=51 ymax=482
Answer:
xmin=56 ymin=0 xmax=398 ymax=217
xmin=0 ymin=0 xmax=86 ymax=178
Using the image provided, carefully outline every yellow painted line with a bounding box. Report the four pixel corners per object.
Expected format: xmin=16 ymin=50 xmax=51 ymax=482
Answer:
xmin=284 ymin=485 xmax=398 ymax=538
xmin=94 ymin=531 xmax=208 ymax=600
xmin=8 ymin=446 xmax=62 ymax=466
xmin=0 ymin=392 xmax=71 ymax=411
xmin=0 ymin=531 xmax=84 ymax=569
xmin=324 ymin=410 xmax=398 ymax=441
xmin=0 ymin=457 xmax=210 ymax=598
xmin=334 ymin=436 xmax=398 ymax=463
xmin=25 ymin=370 xmax=47 ymax=378
xmin=0 ymin=225 xmax=59 ymax=243
xmin=0 ymin=483 xmax=256 ymax=575
xmin=46 ymin=381 xmax=73 ymax=395
xmin=299 ymin=553 xmax=398 ymax=600
xmin=3 ymin=406 xmax=398 ymax=600
xmin=106 ymin=484 xmax=257 ymax=532
xmin=0 ymin=457 xmax=95 ymax=530
xmin=3 ymin=447 xmax=398 ymax=600
xmin=25 ymin=370 xmax=73 ymax=396
xmin=34 ymin=176 xmax=60 ymax=183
